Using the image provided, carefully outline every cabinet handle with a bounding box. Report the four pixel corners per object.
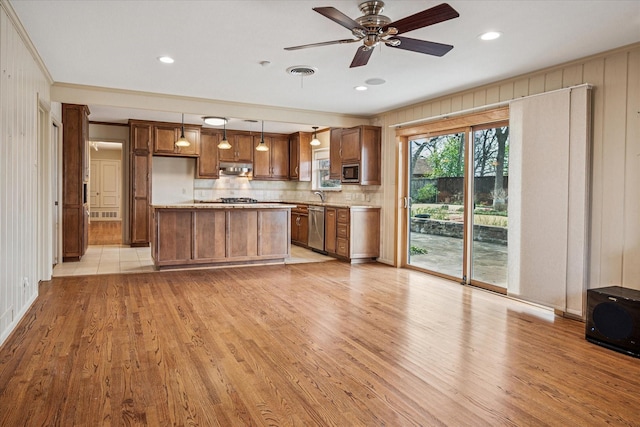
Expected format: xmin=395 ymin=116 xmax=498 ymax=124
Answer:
xmin=295 ymin=166 xmax=298 ymax=175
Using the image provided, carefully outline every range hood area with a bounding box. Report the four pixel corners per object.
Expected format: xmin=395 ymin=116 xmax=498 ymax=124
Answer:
xmin=219 ymin=162 xmax=252 ymax=177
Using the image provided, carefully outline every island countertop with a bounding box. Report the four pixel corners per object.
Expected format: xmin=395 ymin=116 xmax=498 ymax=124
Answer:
xmin=152 ymin=203 xmax=297 ymax=209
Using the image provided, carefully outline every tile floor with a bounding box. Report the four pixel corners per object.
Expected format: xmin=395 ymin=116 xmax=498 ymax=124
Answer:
xmin=52 ymin=244 xmax=334 ymax=277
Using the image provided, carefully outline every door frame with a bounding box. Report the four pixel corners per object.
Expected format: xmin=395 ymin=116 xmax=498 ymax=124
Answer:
xmin=396 ymin=107 xmax=510 ymax=292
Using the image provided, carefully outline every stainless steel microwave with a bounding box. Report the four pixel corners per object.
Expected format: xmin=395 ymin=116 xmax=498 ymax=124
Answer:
xmin=342 ymin=163 xmax=359 ymax=183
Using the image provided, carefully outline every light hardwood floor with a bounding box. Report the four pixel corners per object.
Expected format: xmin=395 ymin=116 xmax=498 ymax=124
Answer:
xmin=1 ymin=262 xmax=639 ymax=426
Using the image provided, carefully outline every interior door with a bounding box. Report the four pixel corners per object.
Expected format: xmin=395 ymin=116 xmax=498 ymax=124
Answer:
xmin=100 ymin=160 xmax=120 ymax=208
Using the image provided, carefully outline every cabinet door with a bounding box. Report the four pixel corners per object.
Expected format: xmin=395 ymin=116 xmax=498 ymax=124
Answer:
xmin=340 ymin=127 xmax=361 ymax=163
xmin=218 ymin=133 xmax=237 ymax=162
xmin=325 ymin=207 xmax=337 ymax=253
xmin=129 ymin=121 xmax=151 ymax=246
xmin=329 ymin=128 xmax=342 ymax=179
xmin=270 ymin=135 xmax=290 ymax=179
xmin=299 ymin=214 xmax=309 ymax=246
xmin=291 ymin=212 xmax=299 ymax=243
xmin=360 ymin=126 xmax=381 ymax=185
xmin=289 ymin=133 xmax=300 ymax=180
xmin=252 ymin=136 xmax=272 ymax=179
xmin=154 ymin=124 xmax=200 ymax=156
xmin=235 ymin=134 xmax=254 ymax=162
xmin=175 ymin=126 xmax=200 ymax=156
xmin=153 ymin=124 xmax=178 ymax=154
xmin=197 ymin=132 xmax=220 ymax=178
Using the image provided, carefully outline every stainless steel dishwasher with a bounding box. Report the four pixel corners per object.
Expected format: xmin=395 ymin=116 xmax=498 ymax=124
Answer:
xmin=307 ymin=206 xmax=325 ymax=253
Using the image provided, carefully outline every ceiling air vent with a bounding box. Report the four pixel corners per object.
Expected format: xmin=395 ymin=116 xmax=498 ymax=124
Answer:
xmin=286 ymin=66 xmax=317 ymax=76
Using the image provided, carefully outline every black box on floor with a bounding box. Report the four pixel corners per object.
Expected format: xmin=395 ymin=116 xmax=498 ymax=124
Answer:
xmin=586 ymin=286 xmax=640 ymax=357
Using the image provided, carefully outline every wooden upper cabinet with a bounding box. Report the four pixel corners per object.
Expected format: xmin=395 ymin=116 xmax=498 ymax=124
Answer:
xmin=289 ymin=132 xmax=312 ymax=181
xmin=131 ymin=122 xmax=152 ymax=152
xmin=340 ymin=127 xmax=361 ymax=163
xmin=329 ymin=128 xmax=342 ymax=180
xmin=330 ymin=125 xmax=381 ymax=185
xmin=153 ymin=123 xmax=200 ymax=157
xmin=197 ymin=131 xmax=220 ymax=178
xmin=253 ymin=135 xmax=289 ymax=180
xmin=219 ymin=132 xmax=253 ymax=163
xmin=270 ymin=135 xmax=290 ymax=179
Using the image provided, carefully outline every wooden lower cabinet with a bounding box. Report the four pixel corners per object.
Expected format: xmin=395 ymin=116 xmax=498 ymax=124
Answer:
xmin=325 ymin=208 xmax=337 ymax=253
xmin=152 ymin=207 xmax=291 ymax=268
xmin=291 ymin=205 xmax=309 ymax=247
xmin=325 ymin=206 xmax=380 ymax=262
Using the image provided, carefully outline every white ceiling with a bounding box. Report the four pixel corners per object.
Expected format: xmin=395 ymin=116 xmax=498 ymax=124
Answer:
xmin=10 ymin=0 xmax=640 ymax=132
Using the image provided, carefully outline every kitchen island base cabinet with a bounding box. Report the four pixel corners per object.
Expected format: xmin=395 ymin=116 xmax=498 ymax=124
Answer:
xmin=152 ymin=206 xmax=291 ymax=269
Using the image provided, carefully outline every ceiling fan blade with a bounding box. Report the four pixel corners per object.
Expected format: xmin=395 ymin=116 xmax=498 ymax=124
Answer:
xmin=350 ymin=46 xmax=374 ymax=68
xmin=388 ymin=36 xmax=454 ymax=57
xmin=284 ymin=38 xmax=360 ymax=51
xmin=384 ymin=3 xmax=459 ymax=35
xmin=313 ymin=7 xmax=365 ymax=32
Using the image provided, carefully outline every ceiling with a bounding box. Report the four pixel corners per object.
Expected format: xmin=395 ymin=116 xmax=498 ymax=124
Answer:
xmin=9 ymin=0 xmax=640 ymax=132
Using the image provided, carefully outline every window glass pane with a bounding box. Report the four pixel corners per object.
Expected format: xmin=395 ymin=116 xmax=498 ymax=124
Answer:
xmin=408 ymin=132 xmax=465 ymax=279
xmin=313 ymin=148 xmax=341 ymax=190
xmin=471 ymin=126 xmax=509 ymax=287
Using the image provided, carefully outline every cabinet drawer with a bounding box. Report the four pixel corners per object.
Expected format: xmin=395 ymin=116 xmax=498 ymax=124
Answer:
xmin=336 ymin=223 xmax=349 ymax=238
xmin=336 ymin=238 xmax=349 ymax=257
xmin=337 ymin=208 xmax=349 ymax=223
xmin=292 ymin=205 xmax=308 ymax=214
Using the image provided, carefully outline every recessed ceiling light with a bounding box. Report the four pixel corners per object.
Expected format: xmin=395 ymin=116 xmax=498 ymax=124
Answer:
xmin=354 ymin=86 xmax=368 ymax=91
xmin=365 ymin=78 xmax=386 ymax=85
xmin=480 ymin=31 xmax=501 ymax=41
xmin=158 ymin=56 xmax=174 ymax=64
xmin=202 ymin=117 xmax=227 ymax=126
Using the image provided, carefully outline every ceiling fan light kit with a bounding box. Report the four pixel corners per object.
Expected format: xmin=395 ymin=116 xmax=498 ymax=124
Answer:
xmin=284 ymin=1 xmax=459 ymax=68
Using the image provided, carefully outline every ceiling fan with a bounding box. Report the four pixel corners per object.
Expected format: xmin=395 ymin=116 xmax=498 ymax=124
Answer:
xmin=284 ymin=1 xmax=460 ymax=68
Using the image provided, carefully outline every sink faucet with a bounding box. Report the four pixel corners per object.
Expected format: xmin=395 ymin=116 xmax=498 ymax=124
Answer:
xmin=314 ymin=191 xmax=326 ymax=202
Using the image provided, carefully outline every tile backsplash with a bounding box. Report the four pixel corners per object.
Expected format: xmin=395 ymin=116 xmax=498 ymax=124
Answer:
xmin=194 ymin=177 xmax=381 ymax=206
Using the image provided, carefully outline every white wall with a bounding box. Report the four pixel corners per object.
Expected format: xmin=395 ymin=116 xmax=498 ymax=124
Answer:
xmin=0 ymin=1 xmax=53 ymax=346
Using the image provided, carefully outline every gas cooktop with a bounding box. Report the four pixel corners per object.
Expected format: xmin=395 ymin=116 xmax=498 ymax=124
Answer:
xmin=220 ymin=197 xmax=258 ymax=204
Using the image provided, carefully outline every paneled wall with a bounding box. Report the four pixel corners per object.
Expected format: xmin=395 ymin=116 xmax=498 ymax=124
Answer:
xmin=0 ymin=2 xmax=52 ymax=345
xmin=375 ymin=43 xmax=640 ymax=291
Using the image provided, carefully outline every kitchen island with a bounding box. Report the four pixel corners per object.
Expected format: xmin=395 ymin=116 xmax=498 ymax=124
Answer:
xmin=151 ymin=203 xmax=295 ymax=269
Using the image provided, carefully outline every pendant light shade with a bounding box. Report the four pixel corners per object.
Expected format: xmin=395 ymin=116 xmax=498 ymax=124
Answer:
xmin=255 ymin=120 xmax=269 ymax=151
xmin=175 ymin=113 xmax=190 ymax=147
xmin=310 ymin=126 xmax=321 ymax=146
xmin=217 ymin=119 xmax=232 ymax=149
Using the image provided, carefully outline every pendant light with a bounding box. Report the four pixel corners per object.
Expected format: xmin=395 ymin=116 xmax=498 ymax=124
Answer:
xmin=310 ymin=126 xmax=321 ymax=146
xmin=217 ymin=119 xmax=232 ymax=149
xmin=255 ymin=120 xmax=269 ymax=151
xmin=175 ymin=113 xmax=190 ymax=147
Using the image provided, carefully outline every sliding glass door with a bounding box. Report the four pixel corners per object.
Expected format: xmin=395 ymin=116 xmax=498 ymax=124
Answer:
xmin=407 ymin=131 xmax=466 ymax=281
xmin=470 ymin=125 xmax=509 ymax=288
xmin=404 ymin=120 xmax=509 ymax=291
